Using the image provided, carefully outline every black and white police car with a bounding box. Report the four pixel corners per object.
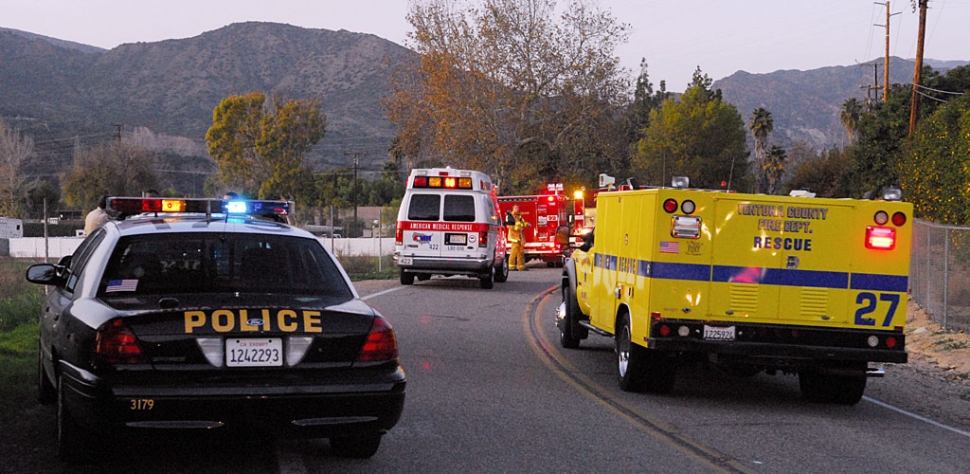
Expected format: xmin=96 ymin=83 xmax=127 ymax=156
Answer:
xmin=27 ymin=197 xmax=405 ymax=460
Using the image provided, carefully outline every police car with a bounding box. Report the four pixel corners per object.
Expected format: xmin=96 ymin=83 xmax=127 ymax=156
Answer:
xmin=27 ymin=197 xmax=405 ymax=460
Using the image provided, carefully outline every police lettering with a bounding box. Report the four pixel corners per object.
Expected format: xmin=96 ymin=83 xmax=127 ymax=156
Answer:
xmin=753 ymin=237 xmax=812 ymax=251
xmin=184 ymin=309 xmax=323 ymax=333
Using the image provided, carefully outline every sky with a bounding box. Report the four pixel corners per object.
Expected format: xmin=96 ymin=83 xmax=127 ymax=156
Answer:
xmin=4 ymin=0 xmax=969 ymax=93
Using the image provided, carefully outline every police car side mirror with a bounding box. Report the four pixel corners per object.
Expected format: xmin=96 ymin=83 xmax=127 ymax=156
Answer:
xmin=25 ymin=263 xmax=67 ymax=287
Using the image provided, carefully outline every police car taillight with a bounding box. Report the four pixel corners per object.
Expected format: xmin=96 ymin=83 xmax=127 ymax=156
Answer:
xmin=865 ymin=226 xmax=896 ymax=250
xmin=94 ymin=318 xmax=148 ymax=365
xmin=357 ymin=317 xmax=398 ymax=362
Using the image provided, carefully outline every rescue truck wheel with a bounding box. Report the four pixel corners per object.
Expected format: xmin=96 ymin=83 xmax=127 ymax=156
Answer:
xmin=799 ymin=363 xmax=867 ymax=405
xmin=559 ymin=283 xmax=586 ymax=349
xmin=480 ymin=269 xmax=494 ymax=289
xmin=494 ymin=256 xmax=509 ymax=283
xmin=616 ymin=314 xmax=675 ymax=394
xmin=400 ymin=270 xmax=415 ymax=285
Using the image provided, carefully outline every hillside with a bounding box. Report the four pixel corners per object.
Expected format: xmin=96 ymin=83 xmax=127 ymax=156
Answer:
xmin=1 ymin=22 xmax=966 ymax=192
xmin=0 ymin=23 xmax=414 ymax=188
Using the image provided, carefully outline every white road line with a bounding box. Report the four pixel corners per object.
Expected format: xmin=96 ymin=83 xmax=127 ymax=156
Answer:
xmin=864 ymin=396 xmax=970 ymax=438
xmin=360 ymin=286 xmax=403 ymax=301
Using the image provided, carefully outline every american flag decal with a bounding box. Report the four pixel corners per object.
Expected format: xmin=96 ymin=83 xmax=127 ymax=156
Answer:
xmin=106 ymin=279 xmax=139 ymax=292
xmin=659 ymin=241 xmax=680 ymax=254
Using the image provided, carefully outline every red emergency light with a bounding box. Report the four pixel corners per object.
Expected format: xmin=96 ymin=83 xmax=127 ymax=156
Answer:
xmin=865 ymin=226 xmax=896 ymax=250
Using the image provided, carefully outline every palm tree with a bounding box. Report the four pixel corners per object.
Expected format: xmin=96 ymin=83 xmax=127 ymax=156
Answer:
xmin=840 ymin=98 xmax=862 ymax=146
xmin=749 ymin=108 xmax=773 ymax=193
xmin=764 ymin=145 xmax=787 ymax=195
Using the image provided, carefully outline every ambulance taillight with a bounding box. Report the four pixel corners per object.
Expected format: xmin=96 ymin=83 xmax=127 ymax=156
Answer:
xmin=395 ymin=226 xmax=404 ymax=245
xmin=479 ymin=231 xmax=488 ymax=247
xmin=865 ymin=226 xmax=896 ymax=250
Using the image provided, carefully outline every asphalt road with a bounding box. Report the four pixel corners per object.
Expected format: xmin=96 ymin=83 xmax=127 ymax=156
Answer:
xmin=13 ymin=265 xmax=970 ymax=474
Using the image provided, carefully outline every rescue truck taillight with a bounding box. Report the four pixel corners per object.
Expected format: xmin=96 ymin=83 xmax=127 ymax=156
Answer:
xmin=892 ymin=212 xmax=907 ymax=226
xmin=866 ymin=226 xmax=896 ymax=250
xmin=663 ymin=199 xmax=678 ymax=213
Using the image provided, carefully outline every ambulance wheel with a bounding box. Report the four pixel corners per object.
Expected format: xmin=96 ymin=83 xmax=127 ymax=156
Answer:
xmin=616 ymin=314 xmax=675 ymax=394
xmin=799 ymin=363 xmax=867 ymax=405
xmin=480 ymin=270 xmax=494 ymax=289
xmin=559 ymin=284 xmax=585 ymax=349
xmin=400 ymin=270 xmax=414 ymax=285
xmin=493 ymin=257 xmax=509 ymax=283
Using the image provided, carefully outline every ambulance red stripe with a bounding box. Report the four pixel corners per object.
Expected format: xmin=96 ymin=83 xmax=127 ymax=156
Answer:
xmin=397 ymin=221 xmax=491 ymax=232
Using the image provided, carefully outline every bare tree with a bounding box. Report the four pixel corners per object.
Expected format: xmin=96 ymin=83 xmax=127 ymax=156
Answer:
xmin=386 ymin=0 xmax=630 ymax=191
xmin=0 ymin=122 xmax=34 ymax=217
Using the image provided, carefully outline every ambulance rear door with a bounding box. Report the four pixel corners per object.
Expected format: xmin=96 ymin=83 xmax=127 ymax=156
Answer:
xmin=436 ymin=192 xmax=483 ymax=260
xmin=400 ymin=192 xmax=445 ymax=259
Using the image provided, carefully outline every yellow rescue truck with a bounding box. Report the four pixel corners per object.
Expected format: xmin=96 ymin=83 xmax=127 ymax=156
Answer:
xmin=558 ymin=177 xmax=911 ymax=404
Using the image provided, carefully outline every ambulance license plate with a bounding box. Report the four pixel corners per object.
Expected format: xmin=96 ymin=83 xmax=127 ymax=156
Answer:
xmin=226 ymin=338 xmax=282 ymax=367
xmin=399 ymin=257 xmax=413 ymax=265
xmin=446 ymin=233 xmax=467 ymax=245
xmin=703 ymin=325 xmax=735 ymax=341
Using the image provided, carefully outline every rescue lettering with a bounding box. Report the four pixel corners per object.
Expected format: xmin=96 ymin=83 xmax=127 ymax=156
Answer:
xmin=184 ymin=309 xmax=325 ymax=333
xmin=753 ymin=237 xmax=813 ymax=251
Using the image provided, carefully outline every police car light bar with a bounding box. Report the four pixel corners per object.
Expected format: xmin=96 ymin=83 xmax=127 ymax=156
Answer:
xmin=107 ymin=197 xmax=289 ymax=218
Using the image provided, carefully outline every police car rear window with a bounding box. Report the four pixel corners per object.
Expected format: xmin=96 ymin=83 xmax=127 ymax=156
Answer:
xmin=443 ymin=195 xmax=475 ymax=222
xmin=98 ymin=234 xmax=352 ymax=298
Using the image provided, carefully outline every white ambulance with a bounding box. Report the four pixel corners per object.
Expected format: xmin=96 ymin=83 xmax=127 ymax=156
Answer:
xmin=394 ymin=168 xmax=509 ymax=289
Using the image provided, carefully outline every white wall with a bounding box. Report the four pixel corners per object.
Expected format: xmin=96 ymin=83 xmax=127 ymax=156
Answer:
xmin=4 ymin=237 xmax=396 ymax=259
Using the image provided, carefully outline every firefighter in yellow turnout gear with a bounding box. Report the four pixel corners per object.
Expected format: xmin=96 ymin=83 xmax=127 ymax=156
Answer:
xmin=506 ymin=204 xmax=530 ymax=271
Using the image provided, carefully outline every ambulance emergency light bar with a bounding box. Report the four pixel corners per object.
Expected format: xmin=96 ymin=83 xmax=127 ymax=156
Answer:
xmin=411 ymin=172 xmax=474 ymax=190
xmin=107 ymin=197 xmax=289 ymax=218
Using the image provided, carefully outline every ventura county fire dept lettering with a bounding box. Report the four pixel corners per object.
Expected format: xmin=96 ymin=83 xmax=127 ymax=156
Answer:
xmin=184 ymin=309 xmax=324 ymax=333
xmin=738 ymin=203 xmax=829 ymax=252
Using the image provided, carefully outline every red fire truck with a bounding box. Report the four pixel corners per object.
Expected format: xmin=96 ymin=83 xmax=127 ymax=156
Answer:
xmin=499 ymin=184 xmax=580 ymax=267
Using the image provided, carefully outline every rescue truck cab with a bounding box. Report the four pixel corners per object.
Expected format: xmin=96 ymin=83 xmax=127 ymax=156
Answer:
xmin=558 ymin=177 xmax=912 ymax=404
xmin=394 ymin=168 xmax=509 ymax=289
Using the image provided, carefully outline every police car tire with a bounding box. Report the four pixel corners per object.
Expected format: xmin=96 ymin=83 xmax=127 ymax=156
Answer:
xmin=330 ymin=435 xmax=382 ymax=458
xmin=400 ymin=270 xmax=415 ymax=285
xmin=37 ymin=342 xmax=55 ymax=405
xmin=57 ymin=375 xmax=92 ymax=462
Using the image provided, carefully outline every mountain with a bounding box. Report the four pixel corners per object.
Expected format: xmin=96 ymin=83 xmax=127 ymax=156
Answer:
xmin=713 ymin=57 xmax=966 ymax=150
xmin=0 ymin=22 xmax=415 ymax=192
xmin=1 ymin=22 xmax=966 ymax=191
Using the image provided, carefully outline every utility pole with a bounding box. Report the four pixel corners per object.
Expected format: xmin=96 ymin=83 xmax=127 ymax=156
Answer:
xmin=113 ymin=123 xmax=123 ymax=142
xmin=909 ymin=0 xmax=928 ymax=135
xmin=875 ymin=2 xmax=901 ymax=102
xmin=344 ymin=151 xmax=368 ymax=237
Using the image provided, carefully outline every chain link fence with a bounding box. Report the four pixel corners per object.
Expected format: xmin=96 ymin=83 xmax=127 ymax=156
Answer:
xmin=910 ymin=219 xmax=970 ymax=332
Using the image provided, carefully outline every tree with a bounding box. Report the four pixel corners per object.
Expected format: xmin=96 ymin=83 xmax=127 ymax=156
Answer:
xmin=764 ymin=145 xmax=786 ymax=195
xmin=633 ymin=68 xmax=750 ymax=190
xmin=749 ymin=107 xmax=773 ymax=193
xmin=0 ymin=122 xmax=33 ymax=217
xmin=626 ymin=59 xmax=668 ymax=144
xmin=206 ymin=93 xmax=327 ymax=200
xmin=385 ymin=0 xmax=631 ymax=192
xmin=785 ymin=147 xmax=853 ymax=198
xmin=840 ymin=98 xmax=862 ymax=145
xmin=61 ymin=141 xmax=159 ymax=211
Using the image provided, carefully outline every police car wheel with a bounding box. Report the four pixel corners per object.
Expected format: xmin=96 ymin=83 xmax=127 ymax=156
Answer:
xmin=57 ymin=375 xmax=92 ymax=461
xmin=330 ymin=435 xmax=382 ymax=458
xmin=400 ymin=270 xmax=415 ymax=285
xmin=37 ymin=342 xmax=55 ymax=405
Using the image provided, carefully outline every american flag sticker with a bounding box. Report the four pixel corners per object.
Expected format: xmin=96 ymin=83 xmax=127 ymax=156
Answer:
xmin=106 ymin=279 xmax=139 ymax=292
xmin=659 ymin=241 xmax=680 ymax=254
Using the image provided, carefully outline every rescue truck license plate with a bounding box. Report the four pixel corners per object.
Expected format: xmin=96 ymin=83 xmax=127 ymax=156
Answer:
xmin=227 ymin=338 xmax=283 ymax=367
xmin=703 ymin=325 xmax=736 ymax=341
